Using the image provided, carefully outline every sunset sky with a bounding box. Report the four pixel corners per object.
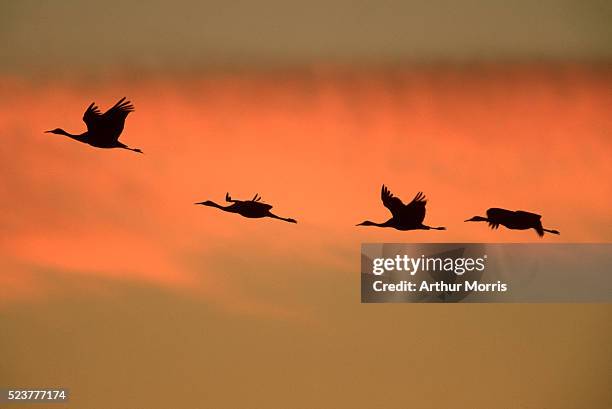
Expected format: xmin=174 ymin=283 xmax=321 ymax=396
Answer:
xmin=1 ymin=2 xmax=611 ymax=408
xmin=1 ymin=66 xmax=611 ymax=308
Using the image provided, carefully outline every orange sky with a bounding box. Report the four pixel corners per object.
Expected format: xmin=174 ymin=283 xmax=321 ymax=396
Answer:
xmin=0 ymin=65 xmax=610 ymax=314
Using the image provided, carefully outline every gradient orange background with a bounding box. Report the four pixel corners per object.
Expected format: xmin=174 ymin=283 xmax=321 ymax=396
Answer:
xmin=2 ymin=66 xmax=610 ymax=306
xmin=1 ymin=66 xmax=611 ymax=408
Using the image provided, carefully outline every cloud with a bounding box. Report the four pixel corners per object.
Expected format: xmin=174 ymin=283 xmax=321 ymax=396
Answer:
xmin=0 ymin=66 xmax=610 ymax=314
xmin=1 ymin=1 xmax=611 ymax=76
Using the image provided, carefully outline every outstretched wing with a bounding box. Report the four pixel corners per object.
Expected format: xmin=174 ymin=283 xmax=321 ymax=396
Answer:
xmin=82 ymin=97 xmax=134 ymax=141
xmin=515 ymin=210 xmax=542 ymax=222
xmin=250 ymin=193 xmax=273 ymax=210
xmin=83 ymin=102 xmax=102 ymax=132
xmin=252 ymin=201 xmax=273 ymax=211
xmin=381 ymin=185 xmax=404 ymax=218
xmin=403 ymin=192 xmax=427 ymax=224
xmin=485 ymin=208 xmax=515 ymax=229
xmin=487 ymin=208 xmax=515 ymax=219
xmin=516 ymin=210 xmax=544 ymax=236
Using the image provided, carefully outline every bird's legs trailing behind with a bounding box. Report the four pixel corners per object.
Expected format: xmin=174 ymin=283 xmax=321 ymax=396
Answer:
xmin=423 ymin=225 xmax=446 ymax=230
xmin=268 ymin=213 xmax=297 ymax=224
xmin=118 ymin=143 xmax=143 ymax=154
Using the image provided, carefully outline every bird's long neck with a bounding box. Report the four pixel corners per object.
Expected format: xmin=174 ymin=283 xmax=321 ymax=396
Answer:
xmin=467 ymin=216 xmax=489 ymax=222
xmin=358 ymin=220 xmax=393 ymax=227
xmin=421 ymin=224 xmax=446 ymax=230
xmin=201 ymin=201 xmax=232 ymax=211
xmin=60 ymin=129 xmax=87 ymax=142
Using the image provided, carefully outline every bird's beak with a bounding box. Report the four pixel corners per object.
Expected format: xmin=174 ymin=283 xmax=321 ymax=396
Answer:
xmin=194 ymin=202 xmax=204 ymax=205
xmin=44 ymin=130 xmax=52 ymax=133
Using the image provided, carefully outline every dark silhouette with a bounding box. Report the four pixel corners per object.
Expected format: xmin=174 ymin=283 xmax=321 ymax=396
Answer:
xmin=46 ymin=97 xmax=142 ymax=153
xmin=357 ymin=185 xmax=446 ymax=231
xmin=465 ymin=208 xmax=560 ymax=237
xmin=195 ymin=193 xmax=297 ymax=224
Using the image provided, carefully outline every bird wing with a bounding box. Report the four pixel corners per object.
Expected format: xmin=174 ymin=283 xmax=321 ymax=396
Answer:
xmin=250 ymin=201 xmax=273 ymax=211
xmin=515 ymin=210 xmax=542 ymax=221
xmin=486 ymin=208 xmax=516 ymax=220
xmin=248 ymin=193 xmax=272 ymax=209
xmin=82 ymin=102 xmax=103 ymax=132
xmin=516 ymin=210 xmax=545 ymax=236
xmin=403 ymin=191 xmax=427 ymax=224
xmin=381 ymin=185 xmax=405 ymax=218
xmin=485 ymin=208 xmax=515 ymax=229
xmin=82 ymin=97 xmax=134 ymax=140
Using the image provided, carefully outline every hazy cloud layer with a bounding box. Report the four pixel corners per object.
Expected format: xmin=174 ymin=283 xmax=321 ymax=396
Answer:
xmin=1 ymin=0 xmax=611 ymax=76
xmin=1 ymin=66 xmax=610 ymax=312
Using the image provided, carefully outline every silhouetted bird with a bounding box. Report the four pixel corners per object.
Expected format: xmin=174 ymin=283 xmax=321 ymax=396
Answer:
xmin=46 ymin=97 xmax=142 ymax=153
xmin=195 ymin=193 xmax=297 ymax=224
xmin=465 ymin=208 xmax=560 ymax=237
xmin=357 ymin=185 xmax=446 ymax=231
